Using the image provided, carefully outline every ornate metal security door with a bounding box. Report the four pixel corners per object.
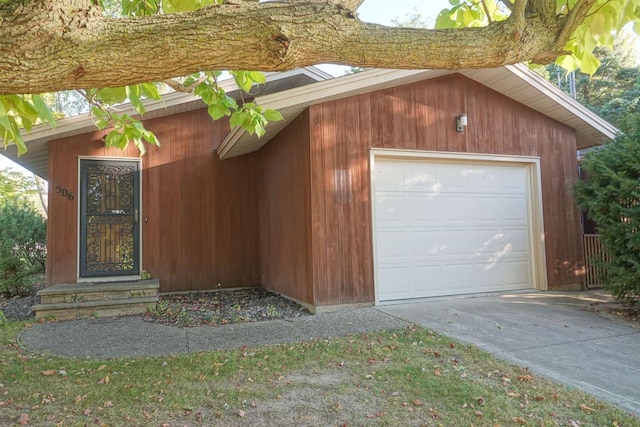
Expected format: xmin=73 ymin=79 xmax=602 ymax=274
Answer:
xmin=79 ymin=160 xmax=140 ymax=278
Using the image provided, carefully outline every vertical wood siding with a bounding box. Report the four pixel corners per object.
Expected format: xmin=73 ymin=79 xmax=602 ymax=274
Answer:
xmin=257 ymin=112 xmax=313 ymax=304
xmin=47 ymin=108 xmax=260 ymax=291
xmin=309 ymin=74 xmax=584 ymax=305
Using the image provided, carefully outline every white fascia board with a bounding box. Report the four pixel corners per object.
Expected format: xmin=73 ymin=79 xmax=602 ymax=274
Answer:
xmin=502 ymin=64 xmax=618 ymax=140
xmin=217 ymin=68 xmax=446 ymax=158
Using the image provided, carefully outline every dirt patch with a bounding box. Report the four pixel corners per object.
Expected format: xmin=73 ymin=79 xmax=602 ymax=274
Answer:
xmin=182 ymin=370 xmax=388 ymax=427
xmin=585 ymin=300 xmax=640 ymax=325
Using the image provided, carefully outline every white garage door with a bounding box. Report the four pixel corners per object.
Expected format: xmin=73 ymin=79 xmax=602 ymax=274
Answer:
xmin=374 ymin=157 xmax=534 ymax=301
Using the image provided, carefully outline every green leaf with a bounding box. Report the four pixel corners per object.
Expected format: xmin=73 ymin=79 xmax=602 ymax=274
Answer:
xmin=0 ymin=99 xmax=17 ymax=141
xmin=263 ymin=109 xmax=283 ymax=121
xmin=97 ymin=87 xmax=127 ymax=104
xmin=126 ymin=85 xmax=145 ymax=115
xmin=579 ymin=52 xmax=602 ymax=76
xmin=140 ymin=83 xmax=161 ymax=100
xmin=32 ymin=95 xmax=57 ymax=127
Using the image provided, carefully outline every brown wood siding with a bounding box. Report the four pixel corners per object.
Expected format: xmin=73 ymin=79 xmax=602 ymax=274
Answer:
xmin=309 ymin=98 xmax=375 ymax=306
xmin=309 ymin=74 xmax=584 ymax=305
xmin=47 ymin=108 xmax=260 ymax=292
xmin=257 ymin=111 xmax=313 ymax=305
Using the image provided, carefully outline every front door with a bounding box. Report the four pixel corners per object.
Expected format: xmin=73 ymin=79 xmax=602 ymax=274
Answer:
xmin=79 ymin=159 xmax=140 ymax=278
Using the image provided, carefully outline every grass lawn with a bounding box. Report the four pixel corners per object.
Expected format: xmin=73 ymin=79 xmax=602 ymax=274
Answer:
xmin=0 ymin=321 xmax=636 ymax=426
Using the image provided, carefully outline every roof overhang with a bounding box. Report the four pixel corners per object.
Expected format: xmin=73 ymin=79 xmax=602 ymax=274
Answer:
xmin=0 ymin=66 xmax=332 ymax=179
xmin=218 ymin=64 xmax=618 ymax=160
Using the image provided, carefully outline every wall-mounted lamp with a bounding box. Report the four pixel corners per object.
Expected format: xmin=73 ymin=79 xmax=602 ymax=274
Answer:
xmin=456 ymin=114 xmax=468 ymax=132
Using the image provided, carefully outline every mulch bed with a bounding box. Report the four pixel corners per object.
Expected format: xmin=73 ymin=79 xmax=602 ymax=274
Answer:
xmin=142 ymin=288 xmax=311 ymax=327
xmin=1 ymin=283 xmax=310 ymax=326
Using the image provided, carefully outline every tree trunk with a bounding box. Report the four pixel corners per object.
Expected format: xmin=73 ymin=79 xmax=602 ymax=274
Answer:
xmin=0 ymin=0 xmax=594 ymax=94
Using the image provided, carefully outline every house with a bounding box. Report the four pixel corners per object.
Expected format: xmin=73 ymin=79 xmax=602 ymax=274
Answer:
xmin=2 ymin=64 xmax=617 ymax=318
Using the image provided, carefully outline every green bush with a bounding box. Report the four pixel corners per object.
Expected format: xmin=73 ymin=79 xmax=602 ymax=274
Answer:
xmin=0 ymin=198 xmax=46 ymax=297
xmin=573 ymin=116 xmax=640 ymax=305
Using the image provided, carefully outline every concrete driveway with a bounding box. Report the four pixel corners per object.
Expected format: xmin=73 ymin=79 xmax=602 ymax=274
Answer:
xmin=378 ymin=291 xmax=640 ymax=416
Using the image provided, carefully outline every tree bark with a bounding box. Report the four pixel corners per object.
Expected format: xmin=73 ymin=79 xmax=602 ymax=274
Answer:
xmin=0 ymin=0 xmax=594 ymax=95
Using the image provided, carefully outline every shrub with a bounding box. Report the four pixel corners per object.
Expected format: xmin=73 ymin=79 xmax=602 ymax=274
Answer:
xmin=573 ymin=116 xmax=640 ymax=305
xmin=0 ymin=198 xmax=46 ymax=297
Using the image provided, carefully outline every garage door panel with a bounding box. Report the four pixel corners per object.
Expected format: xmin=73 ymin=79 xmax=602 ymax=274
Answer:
xmin=377 ymin=230 xmax=407 ymax=261
xmin=375 ymin=161 xmax=405 ymax=188
xmin=503 ymin=229 xmax=530 ymax=254
xmin=412 ymin=265 xmax=443 ymax=295
xmin=407 ymin=231 xmax=440 ymax=258
xmin=439 ymin=230 xmax=472 ymax=256
xmin=375 ymin=157 xmax=535 ymax=302
xmin=406 ymin=195 xmax=439 ymax=223
xmin=438 ymin=196 xmax=470 ymax=223
xmin=375 ymin=194 xmax=405 ymax=225
xmin=505 ymin=260 xmax=531 ymax=287
xmin=500 ymin=197 xmax=529 ymax=222
xmin=497 ymin=166 xmax=527 ymax=190
xmin=437 ymin=164 xmax=469 ymax=190
xmin=474 ymin=263 xmax=503 ymax=287
xmin=405 ymin=162 xmax=438 ymax=190
xmin=378 ymin=267 xmax=410 ymax=300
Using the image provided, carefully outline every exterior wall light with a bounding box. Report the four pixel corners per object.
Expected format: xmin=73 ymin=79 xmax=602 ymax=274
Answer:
xmin=456 ymin=114 xmax=468 ymax=132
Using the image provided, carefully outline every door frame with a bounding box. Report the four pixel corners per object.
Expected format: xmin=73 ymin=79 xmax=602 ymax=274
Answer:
xmin=77 ymin=156 xmax=143 ymax=282
xmin=369 ymin=149 xmax=548 ymax=304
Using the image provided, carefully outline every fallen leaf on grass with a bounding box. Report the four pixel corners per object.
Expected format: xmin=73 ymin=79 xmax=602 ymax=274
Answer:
xmin=96 ymin=376 xmax=109 ymax=384
xmin=18 ymin=413 xmax=29 ymax=425
xmin=40 ymin=370 xmax=56 ymax=376
xmin=83 ymin=409 xmax=92 ymax=416
xmin=96 ymin=365 xmax=107 ymax=371
xmin=569 ymin=420 xmax=581 ymax=427
xmin=511 ymin=417 xmax=527 ymax=424
xmin=579 ymin=403 xmax=596 ymax=414
xmin=105 ymin=401 xmax=114 ymax=408
xmin=474 ymin=410 xmax=483 ymax=417
xmin=517 ymin=374 xmax=534 ymax=382
xmin=237 ymin=410 xmax=246 ymax=417
xmin=434 ymin=369 xmax=441 ymax=376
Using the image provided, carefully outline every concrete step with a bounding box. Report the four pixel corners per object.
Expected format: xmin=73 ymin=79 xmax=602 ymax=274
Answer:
xmin=33 ymin=279 xmax=159 ymax=321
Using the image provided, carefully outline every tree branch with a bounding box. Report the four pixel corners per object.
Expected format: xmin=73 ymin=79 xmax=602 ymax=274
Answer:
xmin=0 ymin=0 xmax=573 ymax=95
xmin=162 ymin=76 xmax=207 ymax=93
xmin=554 ymin=0 xmax=599 ymax=51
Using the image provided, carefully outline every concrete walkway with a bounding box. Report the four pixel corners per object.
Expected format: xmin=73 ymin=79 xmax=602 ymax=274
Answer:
xmin=378 ymin=291 xmax=640 ymax=416
xmin=18 ymin=308 xmax=408 ymax=359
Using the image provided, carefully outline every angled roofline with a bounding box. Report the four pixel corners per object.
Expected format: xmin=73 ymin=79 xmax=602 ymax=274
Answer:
xmin=0 ymin=66 xmax=332 ymax=179
xmin=218 ymin=64 xmax=618 ymax=159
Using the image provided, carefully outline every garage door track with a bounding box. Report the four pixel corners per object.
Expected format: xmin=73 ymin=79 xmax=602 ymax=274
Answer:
xmin=378 ymin=291 xmax=640 ymax=416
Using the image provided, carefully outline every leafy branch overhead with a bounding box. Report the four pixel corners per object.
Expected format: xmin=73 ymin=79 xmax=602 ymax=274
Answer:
xmin=0 ymin=0 xmax=638 ymax=154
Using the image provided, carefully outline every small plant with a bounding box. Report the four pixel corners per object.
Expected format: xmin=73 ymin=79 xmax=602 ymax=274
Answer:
xmin=141 ymin=270 xmax=151 ymax=280
xmin=0 ymin=309 xmax=6 ymax=325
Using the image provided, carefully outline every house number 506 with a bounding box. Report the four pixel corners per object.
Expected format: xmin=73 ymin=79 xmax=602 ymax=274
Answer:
xmin=55 ymin=185 xmax=75 ymax=201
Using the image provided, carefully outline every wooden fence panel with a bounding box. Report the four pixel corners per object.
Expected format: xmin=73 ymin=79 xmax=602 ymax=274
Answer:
xmin=583 ymin=234 xmax=609 ymax=288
